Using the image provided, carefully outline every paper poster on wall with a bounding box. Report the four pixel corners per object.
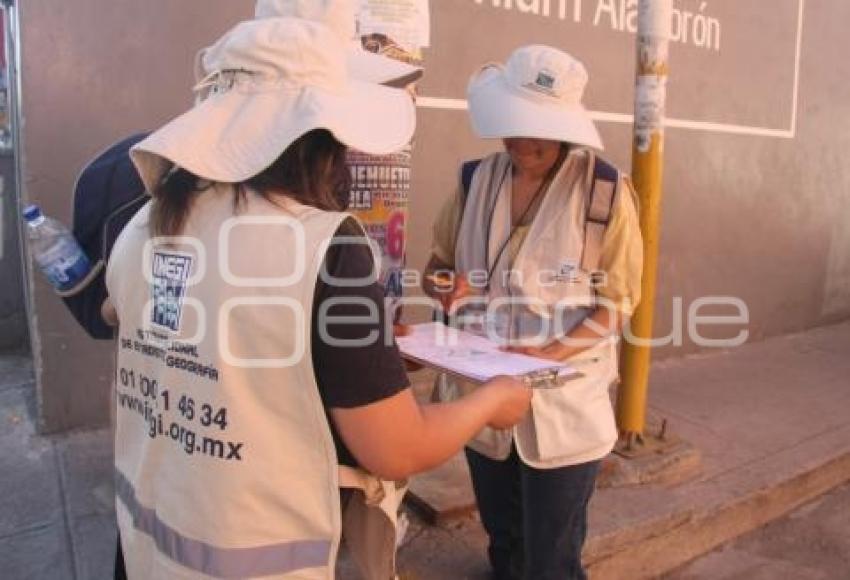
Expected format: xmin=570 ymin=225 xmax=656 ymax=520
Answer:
xmin=348 ymin=0 xmax=428 ymax=319
xmin=0 ymin=9 xmax=10 ymax=153
xmin=347 ymin=148 xmax=412 ymax=309
xmin=358 ymin=0 xmax=430 ymax=55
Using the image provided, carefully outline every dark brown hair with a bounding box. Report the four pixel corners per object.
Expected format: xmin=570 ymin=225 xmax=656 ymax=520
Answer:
xmin=150 ymin=129 xmax=351 ymax=237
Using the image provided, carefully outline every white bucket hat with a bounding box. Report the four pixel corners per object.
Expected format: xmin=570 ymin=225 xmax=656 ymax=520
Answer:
xmin=132 ymin=17 xmax=416 ymax=194
xmin=253 ymin=0 xmax=422 ymax=86
xmin=467 ymin=45 xmax=603 ymax=150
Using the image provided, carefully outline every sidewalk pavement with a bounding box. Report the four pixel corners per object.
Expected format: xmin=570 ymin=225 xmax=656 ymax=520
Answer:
xmin=1 ymin=320 xmax=849 ymax=579
xmin=0 ymin=356 xmax=114 ymax=580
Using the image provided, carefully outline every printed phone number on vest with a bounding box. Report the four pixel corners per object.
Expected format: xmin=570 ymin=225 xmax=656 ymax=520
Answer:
xmin=116 ymin=366 xmax=244 ymax=462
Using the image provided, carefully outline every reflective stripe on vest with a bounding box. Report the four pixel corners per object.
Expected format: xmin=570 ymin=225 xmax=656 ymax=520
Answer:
xmin=115 ymin=470 xmax=331 ymax=578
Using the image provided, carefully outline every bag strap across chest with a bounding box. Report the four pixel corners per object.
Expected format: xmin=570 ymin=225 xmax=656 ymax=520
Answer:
xmin=580 ymin=155 xmax=619 ymax=273
xmin=459 ymin=153 xmax=620 ymax=273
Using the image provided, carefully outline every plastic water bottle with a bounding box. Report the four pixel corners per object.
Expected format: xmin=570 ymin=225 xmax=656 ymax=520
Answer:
xmin=22 ymin=205 xmax=91 ymax=292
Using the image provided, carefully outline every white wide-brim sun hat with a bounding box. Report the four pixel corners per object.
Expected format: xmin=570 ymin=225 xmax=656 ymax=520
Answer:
xmin=467 ymin=45 xmax=603 ymax=150
xmin=132 ymin=17 xmax=416 ymax=195
xmin=254 ymin=0 xmax=422 ymax=86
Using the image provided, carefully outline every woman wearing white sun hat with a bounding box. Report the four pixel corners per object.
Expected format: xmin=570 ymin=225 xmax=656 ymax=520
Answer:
xmin=424 ymin=45 xmax=643 ymax=580
xmin=106 ymin=17 xmax=530 ymax=580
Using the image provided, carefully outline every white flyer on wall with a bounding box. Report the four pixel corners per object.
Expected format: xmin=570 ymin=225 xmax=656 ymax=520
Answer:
xmin=358 ymin=0 xmax=430 ymax=53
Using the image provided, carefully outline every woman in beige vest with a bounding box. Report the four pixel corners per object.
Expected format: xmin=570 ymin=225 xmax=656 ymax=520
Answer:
xmin=424 ymin=46 xmax=643 ymax=580
xmin=106 ymin=18 xmax=530 ymax=579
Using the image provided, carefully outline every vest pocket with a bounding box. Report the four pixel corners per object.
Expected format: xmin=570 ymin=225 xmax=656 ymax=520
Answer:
xmin=528 ymin=353 xmax=618 ymax=462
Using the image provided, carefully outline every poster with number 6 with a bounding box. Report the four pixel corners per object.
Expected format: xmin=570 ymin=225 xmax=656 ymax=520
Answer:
xmin=347 ymin=0 xmax=429 ymax=321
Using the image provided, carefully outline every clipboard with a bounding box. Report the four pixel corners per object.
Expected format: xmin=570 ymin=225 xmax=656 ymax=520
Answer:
xmin=396 ymin=323 xmax=583 ymax=389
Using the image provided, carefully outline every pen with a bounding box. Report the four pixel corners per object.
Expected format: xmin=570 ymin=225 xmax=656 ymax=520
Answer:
xmin=567 ymin=357 xmax=601 ymax=367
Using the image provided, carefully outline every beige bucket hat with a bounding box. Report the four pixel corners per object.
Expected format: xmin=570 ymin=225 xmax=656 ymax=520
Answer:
xmin=467 ymin=45 xmax=603 ymax=150
xmin=131 ymin=17 xmax=416 ymax=194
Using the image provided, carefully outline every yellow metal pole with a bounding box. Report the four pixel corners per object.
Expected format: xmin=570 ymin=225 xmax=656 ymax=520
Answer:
xmin=617 ymin=0 xmax=671 ymax=438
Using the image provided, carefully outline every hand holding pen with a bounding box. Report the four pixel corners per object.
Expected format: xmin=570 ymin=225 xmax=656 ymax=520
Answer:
xmin=425 ymin=271 xmax=478 ymax=313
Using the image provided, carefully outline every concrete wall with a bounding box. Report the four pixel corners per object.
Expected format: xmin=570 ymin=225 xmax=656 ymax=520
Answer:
xmin=18 ymin=0 xmax=850 ymax=431
xmin=407 ymin=0 xmax=850 ymax=348
xmin=19 ymin=1 xmax=253 ymax=432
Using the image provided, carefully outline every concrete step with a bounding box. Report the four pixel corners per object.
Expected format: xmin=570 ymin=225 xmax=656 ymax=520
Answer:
xmin=587 ymin=438 xmax=850 ymax=578
xmin=404 ymin=442 xmax=850 ymax=579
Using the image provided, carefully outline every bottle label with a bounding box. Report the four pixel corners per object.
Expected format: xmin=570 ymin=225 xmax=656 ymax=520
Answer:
xmin=35 ymin=238 xmax=91 ymax=292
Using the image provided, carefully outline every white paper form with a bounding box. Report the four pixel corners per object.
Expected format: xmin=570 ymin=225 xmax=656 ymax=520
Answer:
xmin=396 ymin=323 xmax=580 ymax=384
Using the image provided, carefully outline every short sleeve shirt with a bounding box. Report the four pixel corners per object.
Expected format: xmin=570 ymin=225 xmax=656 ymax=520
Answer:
xmin=311 ymin=218 xmax=410 ymax=467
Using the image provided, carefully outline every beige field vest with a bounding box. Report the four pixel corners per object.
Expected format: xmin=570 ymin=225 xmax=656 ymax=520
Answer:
xmin=447 ymin=151 xmax=620 ymax=469
xmin=107 ymin=185 xmax=404 ymax=579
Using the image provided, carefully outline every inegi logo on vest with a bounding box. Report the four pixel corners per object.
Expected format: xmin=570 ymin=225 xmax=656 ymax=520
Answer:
xmin=151 ymin=252 xmax=193 ymax=332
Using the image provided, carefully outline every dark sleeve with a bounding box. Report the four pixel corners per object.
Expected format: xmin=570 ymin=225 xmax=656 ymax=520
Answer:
xmin=311 ymin=218 xmax=410 ymax=409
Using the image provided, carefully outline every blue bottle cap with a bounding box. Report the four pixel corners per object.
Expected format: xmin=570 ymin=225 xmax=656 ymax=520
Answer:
xmin=22 ymin=204 xmax=43 ymax=222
